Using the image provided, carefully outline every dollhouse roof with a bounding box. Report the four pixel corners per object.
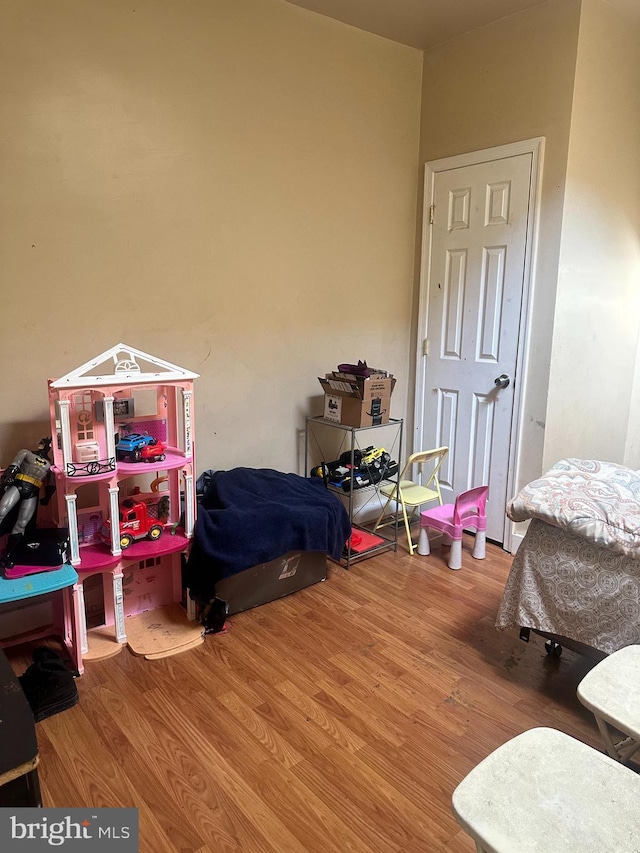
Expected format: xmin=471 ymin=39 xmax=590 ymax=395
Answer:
xmin=50 ymin=343 xmax=200 ymax=389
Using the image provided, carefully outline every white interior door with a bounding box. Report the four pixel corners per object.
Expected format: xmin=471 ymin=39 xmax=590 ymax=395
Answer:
xmin=417 ymin=150 xmax=534 ymax=544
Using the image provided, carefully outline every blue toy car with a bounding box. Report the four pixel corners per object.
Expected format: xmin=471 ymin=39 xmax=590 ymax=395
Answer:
xmin=116 ymin=433 xmax=157 ymax=462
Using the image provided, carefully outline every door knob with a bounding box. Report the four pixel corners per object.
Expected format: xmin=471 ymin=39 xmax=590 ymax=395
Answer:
xmin=494 ymin=374 xmax=510 ymax=389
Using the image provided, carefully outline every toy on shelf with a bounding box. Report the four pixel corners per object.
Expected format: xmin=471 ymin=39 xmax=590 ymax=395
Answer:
xmin=116 ymin=433 xmax=166 ymax=463
xmin=309 ymin=444 xmax=398 ymax=492
xmin=102 ymin=497 xmax=164 ymax=550
xmin=0 ymin=438 xmax=55 ymax=568
xmin=3 ymin=528 xmax=70 ymax=579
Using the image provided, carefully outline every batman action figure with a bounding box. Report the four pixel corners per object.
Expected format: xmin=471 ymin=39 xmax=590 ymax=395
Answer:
xmin=0 ymin=437 xmax=54 ymax=567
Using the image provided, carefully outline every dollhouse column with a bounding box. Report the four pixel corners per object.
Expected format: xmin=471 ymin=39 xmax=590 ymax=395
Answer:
xmin=185 ymin=590 xmax=197 ymax=621
xmin=183 ymin=471 xmax=195 ymax=538
xmin=181 ymin=388 xmax=193 ymax=458
xmin=102 ymin=395 xmax=116 ymax=465
xmin=75 ymin=581 xmax=89 ymax=654
xmin=58 ymin=399 xmax=73 ymax=474
xmin=64 ymin=493 xmax=81 ymax=565
xmin=112 ymin=569 xmax=126 ymax=644
xmin=108 ymin=487 xmax=122 ymax=557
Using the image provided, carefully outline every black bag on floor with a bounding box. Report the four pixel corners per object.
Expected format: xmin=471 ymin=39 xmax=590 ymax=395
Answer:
xmin=19 ymin=647 xmax=78 ymax=723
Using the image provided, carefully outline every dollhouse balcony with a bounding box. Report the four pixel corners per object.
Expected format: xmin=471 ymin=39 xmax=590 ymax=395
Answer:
xmin=55 ymin=447 xmax=191 ymax=484
xmin=64 ymin=457 xmax=116 ymax=478
xmin=53 ymin=463 xmax=116 ymax=486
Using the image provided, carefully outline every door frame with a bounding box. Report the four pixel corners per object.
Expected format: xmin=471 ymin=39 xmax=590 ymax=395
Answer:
xmin=414 ymin=137 xmax=545 ymax=552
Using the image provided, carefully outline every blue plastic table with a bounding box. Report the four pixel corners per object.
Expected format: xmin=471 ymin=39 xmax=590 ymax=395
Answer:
xmin=0 ymin=564 xmax=83 ymax=675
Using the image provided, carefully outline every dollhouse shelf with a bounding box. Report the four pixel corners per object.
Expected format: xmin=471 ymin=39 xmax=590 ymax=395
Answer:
xmin=115 ymin=449 xmax=192 ymax=476
xmin=75 ymin=530 xmax=191 ymax=573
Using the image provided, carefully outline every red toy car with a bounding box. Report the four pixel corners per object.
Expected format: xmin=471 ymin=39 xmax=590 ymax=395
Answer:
xmin=139 ymin=440 xmax=166 ymax=463
xmin=116 ymin=433 xmax=166 ymax=463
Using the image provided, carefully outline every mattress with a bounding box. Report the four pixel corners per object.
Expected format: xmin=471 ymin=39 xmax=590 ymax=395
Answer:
xmin=496 ymin=519 xmax=640 ymax=654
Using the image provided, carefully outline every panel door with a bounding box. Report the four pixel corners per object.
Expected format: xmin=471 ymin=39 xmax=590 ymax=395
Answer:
xmin=420 ymin=153 xmax=532 ymax=543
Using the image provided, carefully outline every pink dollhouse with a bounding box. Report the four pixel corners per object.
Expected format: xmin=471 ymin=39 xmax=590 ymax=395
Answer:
xmin=47 ymin=343 xmax=200 ymax=661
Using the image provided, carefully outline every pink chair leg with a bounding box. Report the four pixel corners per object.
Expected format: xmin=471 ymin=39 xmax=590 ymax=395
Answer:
xmin=417 ymin=526 xmax=431 ymax=556
xmin=472 ymin=530 xmax=486 ymax=560
xmin=448 ymin=538 xmax=463 ymax=570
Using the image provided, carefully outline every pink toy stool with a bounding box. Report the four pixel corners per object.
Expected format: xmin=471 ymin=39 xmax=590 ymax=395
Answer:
xmin=417 ymin=486 xmax=488 ymax=570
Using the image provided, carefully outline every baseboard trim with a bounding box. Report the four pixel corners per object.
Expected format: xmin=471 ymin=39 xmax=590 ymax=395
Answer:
xmin=510 ymin=531 xmax=524 ymax=555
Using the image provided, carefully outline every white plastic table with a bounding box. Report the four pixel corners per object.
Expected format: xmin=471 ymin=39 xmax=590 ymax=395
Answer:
xmin=452 ymin=727 xmax=640 ymax=853
xmin=577 ymin=644 xmax=640 ymax=763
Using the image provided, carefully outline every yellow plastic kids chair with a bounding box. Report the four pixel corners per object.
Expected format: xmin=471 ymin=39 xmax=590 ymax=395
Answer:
xmin=374 ymin=446 xmax=449 ymax=555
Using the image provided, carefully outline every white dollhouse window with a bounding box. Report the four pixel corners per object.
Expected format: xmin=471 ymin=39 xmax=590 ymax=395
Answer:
xmin=75 ymin=391 xmax=94 ymax=440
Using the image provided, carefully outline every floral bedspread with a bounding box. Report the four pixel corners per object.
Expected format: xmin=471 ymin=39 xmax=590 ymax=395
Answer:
xmin=496 ymin=519 xmax=640 ymax=653
xmin=507 ymin=458 xmax=640 ymax=559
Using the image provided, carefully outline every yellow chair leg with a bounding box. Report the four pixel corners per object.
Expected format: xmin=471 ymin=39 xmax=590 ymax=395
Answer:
xmin=374 ymin=492 xmax=395 ymax=532
xmin=400 ymin=500 xmax=415 ymax=555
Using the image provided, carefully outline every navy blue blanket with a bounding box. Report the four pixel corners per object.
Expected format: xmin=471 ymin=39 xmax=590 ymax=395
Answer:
xmin=185 ymin=468 xmax=351 ymax=600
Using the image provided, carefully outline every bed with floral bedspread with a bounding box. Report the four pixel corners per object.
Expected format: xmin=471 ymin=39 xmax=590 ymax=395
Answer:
xmin=496 ymin=459 xmax=640 ymax=654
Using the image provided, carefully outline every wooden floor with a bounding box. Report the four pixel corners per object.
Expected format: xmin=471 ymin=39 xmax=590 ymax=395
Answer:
xmin=8 ymin=537 xmax=606 ymax=852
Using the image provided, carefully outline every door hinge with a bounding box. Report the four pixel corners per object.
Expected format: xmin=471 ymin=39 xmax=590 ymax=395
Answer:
xmin=429 ymin=205 xmax=435 ymax=225
xmin=422 ymin=338 xmax=429 ymax=356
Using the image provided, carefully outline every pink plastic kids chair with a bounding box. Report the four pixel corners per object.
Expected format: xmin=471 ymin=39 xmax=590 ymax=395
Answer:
xmin=417 ymin=485 xmax=488 ymax=570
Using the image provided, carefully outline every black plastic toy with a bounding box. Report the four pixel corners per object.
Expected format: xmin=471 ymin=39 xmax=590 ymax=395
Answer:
xmin=310 ymin=445 xmax=398 ymax=491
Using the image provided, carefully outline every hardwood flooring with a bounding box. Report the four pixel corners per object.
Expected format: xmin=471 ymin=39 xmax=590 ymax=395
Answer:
xmin=7 ymin=537 xmax=606 ymax=852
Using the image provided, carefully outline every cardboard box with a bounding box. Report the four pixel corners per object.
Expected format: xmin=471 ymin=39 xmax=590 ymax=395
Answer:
xmin=319 ymin=371 xmax=395 ymax=427
xmin=320 ymin=373 xmax=396 ymax=402
xmin=323 ymin=393 xmax=392 ymax=427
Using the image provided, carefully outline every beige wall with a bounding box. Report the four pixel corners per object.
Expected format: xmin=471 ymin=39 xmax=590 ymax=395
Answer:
xmin=0 ymin=0 xmax=422 ymax=472
xmin=544 ymin=0 xmax=640 ymax=467
xmin=418 ymin=0 xmax=581 ymax=493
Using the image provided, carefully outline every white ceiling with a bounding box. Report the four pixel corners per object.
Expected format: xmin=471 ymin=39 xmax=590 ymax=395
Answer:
xmin=284 ymin=0 xmax=550 ymax=50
